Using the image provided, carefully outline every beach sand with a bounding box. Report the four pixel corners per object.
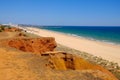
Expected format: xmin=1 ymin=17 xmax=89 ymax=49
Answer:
xmin=24 ymin=27 xmax=120 ymax=66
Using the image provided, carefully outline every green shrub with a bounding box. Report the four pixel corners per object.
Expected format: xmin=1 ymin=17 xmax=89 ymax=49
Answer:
xmin=1 ymin=26 xmax=5 ymax=30
xmin=0 ymin=25 xmax=7 ymax=30
xmin=8 ymin=27 xmax=11 ymax=29
xmin=0 ymin=29 xmax=2 ymax=32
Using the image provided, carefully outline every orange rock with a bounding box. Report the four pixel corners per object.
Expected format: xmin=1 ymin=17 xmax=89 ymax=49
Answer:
xmin=4 ymin=37 xmax=57 ymax=54
xmin=43 ymin=52 xmax=118 ymax=80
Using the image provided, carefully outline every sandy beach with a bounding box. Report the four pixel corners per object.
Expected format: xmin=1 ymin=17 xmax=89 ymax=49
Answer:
xmin=24 ymin=27 xmax=120 ymax=66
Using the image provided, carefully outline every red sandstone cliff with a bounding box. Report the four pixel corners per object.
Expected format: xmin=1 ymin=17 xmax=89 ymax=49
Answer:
xmin=1 ymin=37 xmax=57 ymax=54
xmin=0 ymin=31 xmax=118 ymax=80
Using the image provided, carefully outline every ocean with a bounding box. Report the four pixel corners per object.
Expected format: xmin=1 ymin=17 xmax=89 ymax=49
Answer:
xmin=38 ymin=26 xmax=120 ymax=45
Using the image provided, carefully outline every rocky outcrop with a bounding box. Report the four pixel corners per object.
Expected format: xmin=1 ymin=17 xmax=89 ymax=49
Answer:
xmin=0 ymin=47 xmax=117 ymax=80
xmin=41 ymin=51 xmax=118 ymax=80
xmin=2 ymin=37 xmax=57 ymax=54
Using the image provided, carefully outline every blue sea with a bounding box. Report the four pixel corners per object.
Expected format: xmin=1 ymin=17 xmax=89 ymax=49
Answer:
xmin=38 ymin=26 xmax=120 ymax=45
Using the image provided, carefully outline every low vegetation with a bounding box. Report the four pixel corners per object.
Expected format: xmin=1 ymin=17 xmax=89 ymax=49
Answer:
xmin=0 ymin=25 xmax=11 ymax=32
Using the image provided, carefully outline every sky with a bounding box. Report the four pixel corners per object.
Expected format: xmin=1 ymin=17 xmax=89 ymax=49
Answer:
xmin=0 ymin=0 xmax=120 ymax=26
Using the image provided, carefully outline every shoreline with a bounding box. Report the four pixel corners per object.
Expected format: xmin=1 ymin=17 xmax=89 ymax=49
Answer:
xmin=46 ymin=29 xmax=120 ymax=47
xmin=25 ymin=26 xmax=120 ymax=47
xmin=41 ymin=28 xmax=120 ymax=46
xmin=19 ymin=26 xmax=120 ymax=66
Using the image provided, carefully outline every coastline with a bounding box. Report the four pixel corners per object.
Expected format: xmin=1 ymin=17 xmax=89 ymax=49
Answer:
xmin=42 ymin=27 xmax=120 ymax=46
xmin=20 ymin=26 xmax=120 ymax=66
xmin=41 ymin=28 xmax=120 ymax=46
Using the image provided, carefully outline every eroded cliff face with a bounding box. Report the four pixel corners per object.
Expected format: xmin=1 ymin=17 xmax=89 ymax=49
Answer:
xmin=0 ymin=31 xmax=118 ymax=80
xmin=0 ymin=47 xmax=117 ymax=80
xmin=1 ymin=37 xmax=57 ymax=54
xmin=41 ymin=51 xmax=118 ymax=80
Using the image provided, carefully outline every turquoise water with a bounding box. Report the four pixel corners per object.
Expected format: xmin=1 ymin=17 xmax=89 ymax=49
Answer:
xmin=38 ymin=26 xmax=120 ymax=45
